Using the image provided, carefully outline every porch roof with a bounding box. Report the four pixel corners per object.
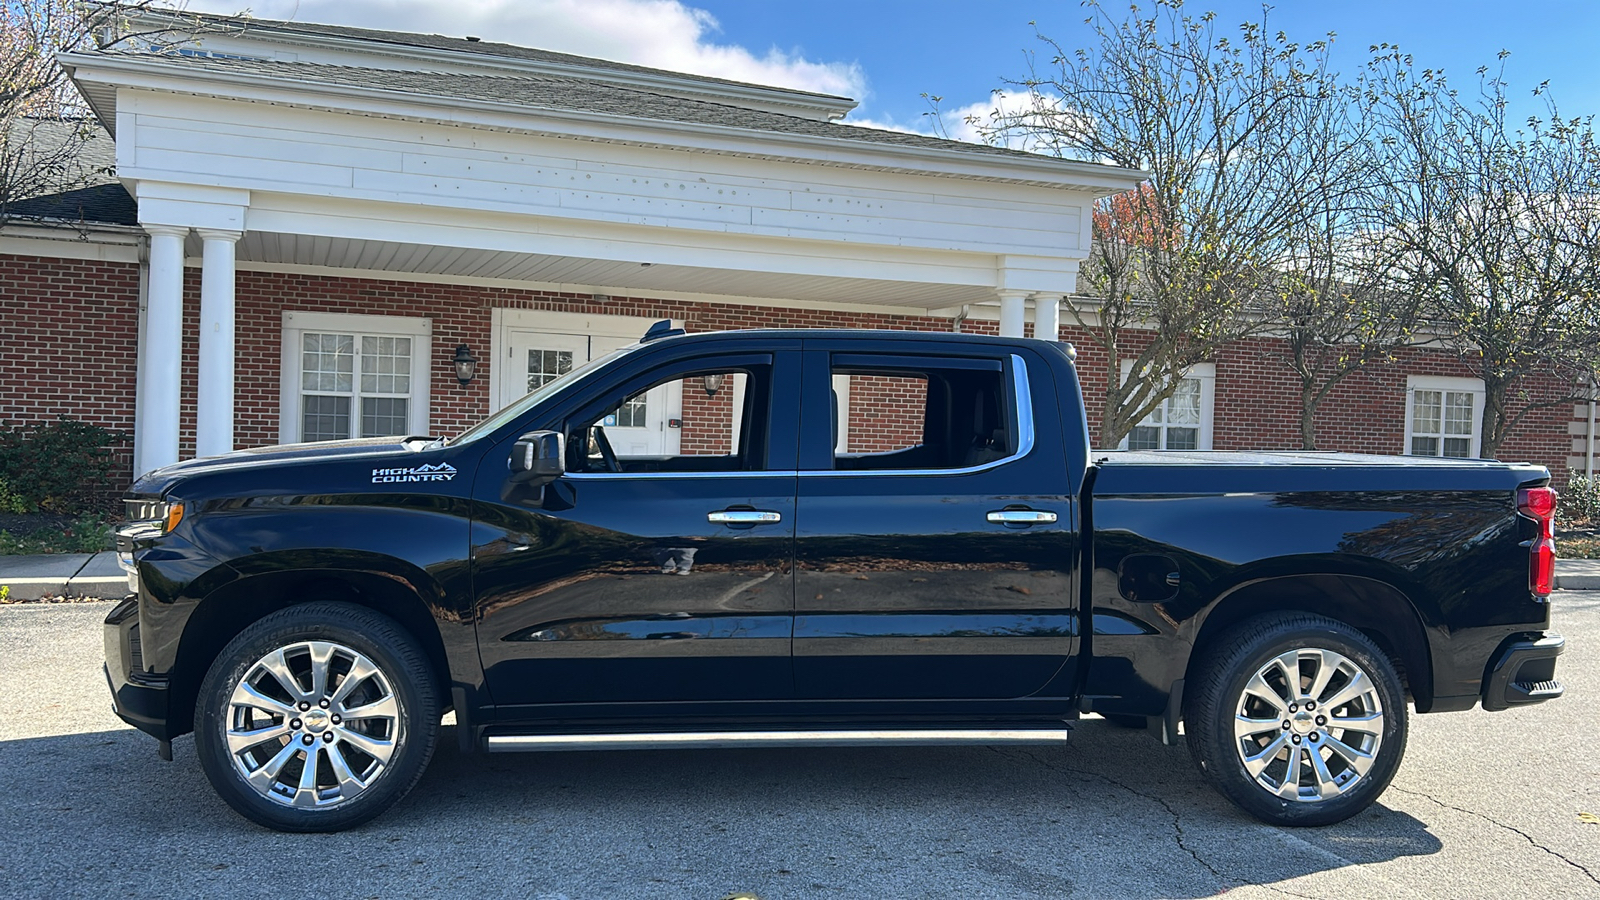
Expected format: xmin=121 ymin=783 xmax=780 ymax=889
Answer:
xmin=65 ymin=49 xmax=1141 ymax=193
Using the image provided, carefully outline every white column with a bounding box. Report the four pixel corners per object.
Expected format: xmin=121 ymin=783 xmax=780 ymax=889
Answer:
xmin=140 ymin=225 xmax=188 ymax=474
xmin=1031 ymin=292 xmax=1062 ymax=342
xmin=196 ymin=229 xmax=241 ymax=458
xmin=997 ymin=290 xmax=1029 ymax=337
xmin=131 ymin=257 xmax=150 ymax=478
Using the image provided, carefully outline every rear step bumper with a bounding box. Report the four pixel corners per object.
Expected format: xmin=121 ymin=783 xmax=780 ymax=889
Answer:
xmin=1482 ymin=633 xmax=1565 ymax=711
xmin=485 ymin=726 xmax=1071 ymax=753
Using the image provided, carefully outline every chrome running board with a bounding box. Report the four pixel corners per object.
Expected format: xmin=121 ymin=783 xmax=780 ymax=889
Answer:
xmin=485 ymin=727 xmax=1071 ymax=753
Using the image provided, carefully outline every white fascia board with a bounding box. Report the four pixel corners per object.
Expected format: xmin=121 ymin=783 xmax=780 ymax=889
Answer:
xmin=122 ymin=12 xmax=858 ymax=121
xmin=238 ymin=193 xmax=997 ymax=287
xmin=61 ymin=53 xmax=1147 ymax=195
xmin=0 ymin=222 xmax=144 ymax=263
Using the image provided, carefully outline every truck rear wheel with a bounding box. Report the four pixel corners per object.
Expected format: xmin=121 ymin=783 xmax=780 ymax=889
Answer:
xmin=1185 ymin=613 xmax=1407 ymax=827
xmin=194 ymin=602 xmax=440 ymax=832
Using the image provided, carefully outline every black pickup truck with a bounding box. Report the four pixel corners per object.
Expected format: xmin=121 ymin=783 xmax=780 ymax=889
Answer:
xmin=106 ymin=324 xmax=1566 ymax=832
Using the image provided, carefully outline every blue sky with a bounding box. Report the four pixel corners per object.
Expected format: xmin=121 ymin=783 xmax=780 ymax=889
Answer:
xmin=691 ymin=0 xmax=1600 ymax=130
xmin=190 ymin=1 xmax=1600 ymax=137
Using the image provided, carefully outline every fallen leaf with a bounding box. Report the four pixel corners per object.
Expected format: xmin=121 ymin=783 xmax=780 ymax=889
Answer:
xmin=854 ymin=575 xmax=870 ymax=581
xmin=1006 ymin=585 xmax=1032 ymax=595
xmin=1580 ymin=812 xmax=1600 ymax=825
xmin=815 ymin=593 xmax=824 ymax=600
xmin=910 ymin=577 xmax=928 ymax=583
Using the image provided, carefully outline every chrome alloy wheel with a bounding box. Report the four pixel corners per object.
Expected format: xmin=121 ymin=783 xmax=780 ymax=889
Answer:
xmin=224 ymin=640 xmax=404 ymax=809
xmin=1233 ymin=647 xmax=1384 ymax=802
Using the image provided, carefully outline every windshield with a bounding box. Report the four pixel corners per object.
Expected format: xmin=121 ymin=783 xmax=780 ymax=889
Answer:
xmin=446 ymin=343 xmax=641 ymax=446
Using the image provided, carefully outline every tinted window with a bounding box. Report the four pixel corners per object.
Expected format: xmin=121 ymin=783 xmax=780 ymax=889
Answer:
xmin=829 ymin=356 xmax=1012 ymax=471
xmin=569 ymin=361 xmax=772 ymax=473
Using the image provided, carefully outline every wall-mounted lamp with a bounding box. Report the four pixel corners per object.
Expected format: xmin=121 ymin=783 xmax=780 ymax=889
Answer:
xmin=452 ymin=344 xmax=479 ymax=386
xmin=701 ymin=373 xmax=725 ymax=397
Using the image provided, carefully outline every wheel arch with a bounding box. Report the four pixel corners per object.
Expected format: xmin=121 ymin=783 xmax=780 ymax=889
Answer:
xmin=167 ymin=562 xmax=454 ymax=737
xmin=1185 ymin=573 xmax=1435 ymax=711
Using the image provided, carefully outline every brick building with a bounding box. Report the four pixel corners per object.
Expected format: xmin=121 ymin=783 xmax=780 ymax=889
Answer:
xmin=1 ymin=11 xmax=1594 ymax=489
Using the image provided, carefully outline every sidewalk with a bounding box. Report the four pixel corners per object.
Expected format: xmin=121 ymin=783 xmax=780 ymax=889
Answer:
xmin=0 ymin=552 xmax=126 ymax=600
xmin=2 ymin=552 xmax=1598 ymax=601
xmin=1556 ymin=558 xmax=1600 ymax=591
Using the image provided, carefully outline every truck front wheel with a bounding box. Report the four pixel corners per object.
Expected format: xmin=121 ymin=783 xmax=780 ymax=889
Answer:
xmin=194 ymin=601 xmax=441 ymax=832
xmin=1185 ymin=613 xmax=1407 ymax=827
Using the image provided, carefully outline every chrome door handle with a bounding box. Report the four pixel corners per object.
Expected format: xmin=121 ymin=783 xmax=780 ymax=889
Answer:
xmin=708 ymin=510 xmax=783 ymax=525
xmin=986 ymin=509 xmax=1058 ymax=525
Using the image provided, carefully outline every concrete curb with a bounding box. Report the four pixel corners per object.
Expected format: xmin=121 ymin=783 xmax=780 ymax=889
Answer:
xmin=0 ymin=552 xmax=127 ymax=601
xmin=1555 ymin=558 xmax=1600 ymax=591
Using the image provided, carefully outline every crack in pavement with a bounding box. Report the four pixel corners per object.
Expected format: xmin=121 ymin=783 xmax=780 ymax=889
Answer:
xmin=992 ymin=746 xmax=1322 ymax=900
xmin=1388 ymin=786 xmax=1600 ymax=886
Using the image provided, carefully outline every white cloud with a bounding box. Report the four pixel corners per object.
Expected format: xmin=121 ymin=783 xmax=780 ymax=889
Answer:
xmin=179 ymin=0 xmax=866 ymax=99
xmin=840 ymin=92 xmax=1074 ymax=150
xmin=929 ymin=91 xmax=1077 ymax=149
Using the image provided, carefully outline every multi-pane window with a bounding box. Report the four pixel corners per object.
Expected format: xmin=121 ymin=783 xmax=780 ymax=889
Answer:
xmin=1410 ymin=388 xmax=1476 ymax=457
xmin=301 ymin=333 xmax=354 ymax=442
xmin=606 ymin=395 xmax=649 ymax=428
xmin=300 ymin=332 xmax=412 ymax=442
xmin=1127 ymin=377 xmax=1203 ymax=451
xmin=526 ymin=349 xmax=573 ymax=392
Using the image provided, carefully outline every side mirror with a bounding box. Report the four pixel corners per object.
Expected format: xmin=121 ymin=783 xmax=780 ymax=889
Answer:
xmin=509 ymin=430 xmax=565 ymax=485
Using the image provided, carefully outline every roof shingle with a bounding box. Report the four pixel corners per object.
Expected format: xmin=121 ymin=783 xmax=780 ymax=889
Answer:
xmin=108 ymin=51 xmax=1058 ymax=164
xmin=3 ymin=119 xmax=136 ymax=227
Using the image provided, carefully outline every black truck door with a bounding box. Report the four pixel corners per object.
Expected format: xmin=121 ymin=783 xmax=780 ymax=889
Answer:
xmin=791 ymin=342 xmax=1079 ymax=699
xmin=472 ymin=344 xmax=801 ymax=710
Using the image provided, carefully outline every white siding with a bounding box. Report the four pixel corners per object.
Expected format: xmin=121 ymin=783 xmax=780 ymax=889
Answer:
xmin=117 ymin=90 xmax=1085 ymax=260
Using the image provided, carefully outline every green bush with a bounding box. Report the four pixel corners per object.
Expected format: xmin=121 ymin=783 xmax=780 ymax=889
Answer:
xmin=1564 ymin=474 xmax=1599 ymax=526
xmin=0 ymin=418 xmax=130 ymax=515
xmin=0 ymin=480 xmax=28 ymax=514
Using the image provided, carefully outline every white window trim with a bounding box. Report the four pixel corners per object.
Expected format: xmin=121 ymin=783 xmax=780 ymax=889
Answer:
xmin=280 ymin=310 xmax=433 ymax=444
xmin=1118 ymin=362 xmax=1216 ymax=451
xmin=1404 ymin=374 xmax=1484 ymax=459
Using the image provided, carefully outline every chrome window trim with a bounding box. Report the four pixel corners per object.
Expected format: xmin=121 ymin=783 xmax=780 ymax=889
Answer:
xmin=564 ymin=470 xmax=795 ymax=481
xmin=803 ymin=352 xmax=1033 ymax=479
xmin=562 ymin=353 xmax=1034 ymax=481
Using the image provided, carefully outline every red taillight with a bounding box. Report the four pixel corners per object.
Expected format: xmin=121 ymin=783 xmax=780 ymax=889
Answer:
xmin=1519 ymin=487 xmax=1557 ymax=521
xmin=1518 ymin=487 xmax=1558 ymax=597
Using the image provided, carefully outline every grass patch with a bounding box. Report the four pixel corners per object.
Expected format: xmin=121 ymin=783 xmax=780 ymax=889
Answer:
xmin=0 ymin=515 xmax=114 ymax=555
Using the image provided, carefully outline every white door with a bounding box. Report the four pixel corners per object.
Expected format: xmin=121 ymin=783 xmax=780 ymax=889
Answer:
xmin=591 ymin=334 xmax=675 ymax=457
xmin=500 ymin=331 xmax=590 ymax=410
xmin=499 ymin=330 xmax=676 ymax=458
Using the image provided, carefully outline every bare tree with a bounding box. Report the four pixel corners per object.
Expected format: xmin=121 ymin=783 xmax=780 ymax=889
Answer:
xmin=1361 ymin=47 xmax=1600 ymax=458
xmin=954 ymin=1 xmax=1345 ymax=447
xmin=1260 ymin=85 xmax=1425 ymax=449
xmin=0 ymin=1 xmax=223 ymax=226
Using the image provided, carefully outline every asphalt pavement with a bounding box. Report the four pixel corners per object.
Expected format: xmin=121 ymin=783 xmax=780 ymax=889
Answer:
xmin=0 ymin=596 xmax=1596 ymax=899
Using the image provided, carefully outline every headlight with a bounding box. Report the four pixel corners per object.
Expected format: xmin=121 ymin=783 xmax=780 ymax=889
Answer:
xmin=123 ymin=498 xmax=185 ymax=534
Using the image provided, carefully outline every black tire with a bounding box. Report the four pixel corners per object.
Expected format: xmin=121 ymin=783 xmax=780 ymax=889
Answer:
xmin=1185 ymin=613 xmax=1407 ymax=827
xmin=194 ymin=602 xmax=440 ymax=832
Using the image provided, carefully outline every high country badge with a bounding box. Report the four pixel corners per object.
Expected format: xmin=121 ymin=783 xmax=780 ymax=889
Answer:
xmin=372 ymin=463 xmax=457 ymax=483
